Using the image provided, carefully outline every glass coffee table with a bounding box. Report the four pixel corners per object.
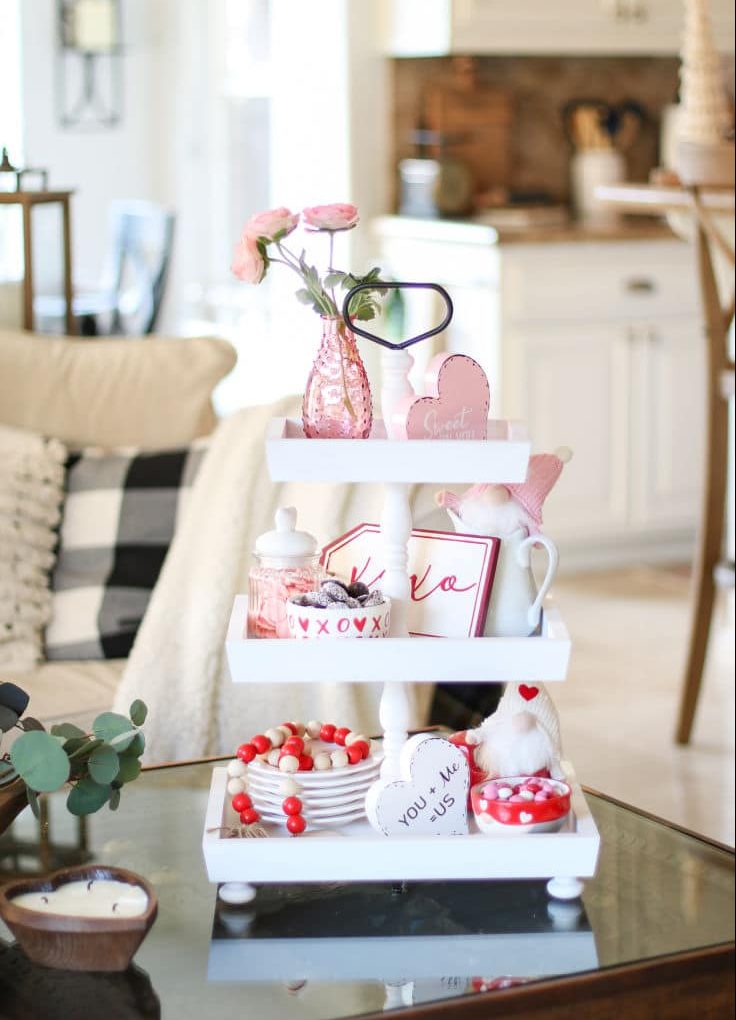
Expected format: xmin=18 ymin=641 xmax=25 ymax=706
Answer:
xmin=0 ymin=759 xmax=733 ymax=1019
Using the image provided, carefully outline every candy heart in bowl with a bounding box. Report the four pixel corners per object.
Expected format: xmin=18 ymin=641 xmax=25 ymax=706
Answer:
xmin=287 ymin=596 xmax=391 ymax=639
xmin=471 ymin=776 xmax=571 ymax=834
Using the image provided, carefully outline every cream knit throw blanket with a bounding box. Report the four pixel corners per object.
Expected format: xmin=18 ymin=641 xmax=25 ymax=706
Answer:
xmin=114 ymin=398 xmax=433 ymax=763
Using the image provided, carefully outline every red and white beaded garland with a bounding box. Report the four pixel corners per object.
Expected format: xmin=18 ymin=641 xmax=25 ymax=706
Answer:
xmin=235 ymin=720 xmax=371 ymax=774
xmin=229 ymin=721 xmax=371 ymax=836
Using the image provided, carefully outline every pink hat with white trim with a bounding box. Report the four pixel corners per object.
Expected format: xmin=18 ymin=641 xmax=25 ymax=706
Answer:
xmin=506 ymin=449 xmax=571 ymax=532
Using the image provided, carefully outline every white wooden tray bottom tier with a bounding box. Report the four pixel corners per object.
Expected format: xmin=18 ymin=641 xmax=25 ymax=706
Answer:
xmin=226 ymin=596 xmax=571 ymax=684
xmin=203 ymin=764 xmax=600 ymax=885
xmin=266 ymin=417 xmax=531 ymax=483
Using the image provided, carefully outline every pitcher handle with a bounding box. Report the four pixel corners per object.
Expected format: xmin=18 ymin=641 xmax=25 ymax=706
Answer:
xmin=516 ymin=535 xmax=559 ymax=632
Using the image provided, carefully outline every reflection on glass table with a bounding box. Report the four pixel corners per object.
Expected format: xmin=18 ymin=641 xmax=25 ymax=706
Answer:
xmin=0 ymin=759 xmax=733 ymax=1020
xmin=210 ymin=879 xmax=598 ymax=1009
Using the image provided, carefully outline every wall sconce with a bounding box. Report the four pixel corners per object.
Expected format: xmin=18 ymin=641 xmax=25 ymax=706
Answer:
xmin=56 ymin=0 xmax=123 ymax=128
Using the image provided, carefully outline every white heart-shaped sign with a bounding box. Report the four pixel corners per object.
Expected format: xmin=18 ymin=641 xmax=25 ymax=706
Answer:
xmin=520 ymin=811 xmax=533 ymax=824
xmin=365 ymin=733 xmax=470 ymax=836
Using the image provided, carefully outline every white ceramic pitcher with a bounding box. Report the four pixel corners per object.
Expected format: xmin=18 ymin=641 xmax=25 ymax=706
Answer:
xmin=445 ymin=511 xmax=558 ymax=637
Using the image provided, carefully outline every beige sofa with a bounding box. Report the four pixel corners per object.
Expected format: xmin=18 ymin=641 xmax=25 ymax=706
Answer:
xmin=0 ymin=328 xmax=236 ymax=731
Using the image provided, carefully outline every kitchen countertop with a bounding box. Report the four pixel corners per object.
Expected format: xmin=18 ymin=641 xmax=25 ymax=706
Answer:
xmin=373 ymin=213 xmax=679 ymax=246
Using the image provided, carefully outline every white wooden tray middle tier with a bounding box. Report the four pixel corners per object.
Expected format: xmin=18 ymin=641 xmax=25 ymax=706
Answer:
xmin=266 ymin=417 xmax=531 ymax=483
xmin=226 ymin=595 xmax=571 ymax=684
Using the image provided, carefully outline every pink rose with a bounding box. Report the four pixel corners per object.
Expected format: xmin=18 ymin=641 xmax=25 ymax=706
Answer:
xmin=244 ymin=206 xmax=299 ymax=241
xmin=231 ymin=234 xmax=266 ymax=284
xmin=303 ymin=203 xmax=359 ymax=231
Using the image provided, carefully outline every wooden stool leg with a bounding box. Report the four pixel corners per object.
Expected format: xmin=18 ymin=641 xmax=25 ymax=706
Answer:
xmin=676 ymin=225 xmax=731 ymax=745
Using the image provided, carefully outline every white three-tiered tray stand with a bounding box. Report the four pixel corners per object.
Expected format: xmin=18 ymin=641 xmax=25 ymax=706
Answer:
xmin=203 ymin=350 xmax=601 ymax=901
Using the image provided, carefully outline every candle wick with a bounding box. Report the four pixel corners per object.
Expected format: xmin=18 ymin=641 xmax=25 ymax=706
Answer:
xmin=41 ymin=895 xmax=48 ymax=904
xmin=87 ymin=880 xmax=94 ymax=892
xmin=112 ymin=902 xmax=118 ymax=913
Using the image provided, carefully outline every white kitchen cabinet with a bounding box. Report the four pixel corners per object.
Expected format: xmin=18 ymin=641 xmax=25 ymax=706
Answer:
xmin=373 ymin=217 xmax=705 ymax=568
xmin=383 ymin=0 xmax=735 ymax=56
xmin=512 ymin=322 xmax=631 ymax=540
xmin=630 ymin=317 xmax=706 ymax=530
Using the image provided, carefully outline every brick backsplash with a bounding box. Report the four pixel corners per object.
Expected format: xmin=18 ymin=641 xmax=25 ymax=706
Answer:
xmin=392 ymin=56 xmax=682 ymax=206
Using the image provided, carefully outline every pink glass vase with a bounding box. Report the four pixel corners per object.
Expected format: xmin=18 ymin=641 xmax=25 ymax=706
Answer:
xmin=302 ymin=317 xmax=373 ymax=439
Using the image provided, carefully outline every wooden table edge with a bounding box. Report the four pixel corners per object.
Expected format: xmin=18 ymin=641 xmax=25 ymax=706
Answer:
xmin=356 ymin=943 xmax=735 ymax=1019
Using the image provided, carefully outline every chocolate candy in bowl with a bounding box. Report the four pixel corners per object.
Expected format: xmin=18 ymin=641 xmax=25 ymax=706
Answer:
xmin=470 ymin=776 xmax=571 ymax=834
xmin=0 ymin=865 xmax=158 ymax=972
xmin=287 ymin=581 xmax=391 ymax=638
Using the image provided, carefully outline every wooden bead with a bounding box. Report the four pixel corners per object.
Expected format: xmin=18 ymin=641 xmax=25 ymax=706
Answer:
xmin=331 ymin=749 xmax=349 ymax=769
xmin=313 ymin=753 xmax=332 ymax=771
xmin=280 ymin=778 xmax=301 ymax=797
xmin=227 ymin=777 xmax=246 ymax=795
xmin=226 ymin=760 xmax=247 ymax=778
xmin=306 ymin=720 xmax=322 ymax=738
xmin=267 ymin=749 xmax=281 ymax=766
xmin=278 ymin=754 xmax=299 ymax=773
xmin=265 ymin=727 xmax=284 ymax=748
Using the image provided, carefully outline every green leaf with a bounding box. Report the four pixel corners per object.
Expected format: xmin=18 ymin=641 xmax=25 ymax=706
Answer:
xmin=295 ymin=288 xmax=314 ymax=305
xmin=0 ymin=760 xmax=17 ymax=784
xmin=88 ymin=744 xmax=120 ymax=785
xmin=50 ymin=722 xmax=86 ymax=740
xmin=129 ymin=700 xmax=148 ymax=727
xmin=124 ymin=732 xmax=146 ymax=758
xmin=109 ymin=788 xmax=121 ymax=812
xmin=10 ymin=731 xmax=70 ymax=793
xmin=27 ymin=787 xmax=41 ymax=819
xmin=93 ymin=713 xmax=137 ymax=752
xmin=0 ymin=706 xmax=19 ymax=733
xmin=67 ymin=778 xmax=111 ymax=816
xmin=117 ymin=755 xmax=141 ymax=785
xmin=18 ymin=717 xmax=45 ymax=732
xmin=324 ymin=271 xmax=346 ymax=289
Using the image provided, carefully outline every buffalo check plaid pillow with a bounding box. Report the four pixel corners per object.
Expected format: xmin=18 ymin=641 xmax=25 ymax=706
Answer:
xmin=45 ymin=442 xmax=206 ymax=660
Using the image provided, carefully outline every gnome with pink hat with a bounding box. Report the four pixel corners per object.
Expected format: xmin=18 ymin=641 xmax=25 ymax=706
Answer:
xmin=436 ymin=448 xmax=571 ymax=637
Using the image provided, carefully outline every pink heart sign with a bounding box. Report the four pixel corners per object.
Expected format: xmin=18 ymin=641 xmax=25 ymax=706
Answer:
xmin=393 ymin=353 xmax=490 ymax=441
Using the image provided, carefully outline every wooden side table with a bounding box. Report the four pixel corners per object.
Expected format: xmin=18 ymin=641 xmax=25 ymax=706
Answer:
xmin=597 ymin=184 xmax=735 ymax=745
xmin=0 ymin=190 xmax=75 ymax=335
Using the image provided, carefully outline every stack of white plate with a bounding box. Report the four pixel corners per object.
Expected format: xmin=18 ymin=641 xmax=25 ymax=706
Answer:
xmin=246 ymin=747 xmax=382 ymax=829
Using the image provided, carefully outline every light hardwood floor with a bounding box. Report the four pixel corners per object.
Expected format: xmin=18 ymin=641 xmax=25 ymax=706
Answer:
xmin=551 ymin=566 xmax=735 ymax=846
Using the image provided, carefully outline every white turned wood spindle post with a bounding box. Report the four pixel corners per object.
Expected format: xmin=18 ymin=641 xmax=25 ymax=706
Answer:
xmin=378 ymin=348 xmax=417 ymax=779
xmin=381 ymin=347 xmax=414 ymax=439
xmin=380 ymin=483 xmax=413 ymax=779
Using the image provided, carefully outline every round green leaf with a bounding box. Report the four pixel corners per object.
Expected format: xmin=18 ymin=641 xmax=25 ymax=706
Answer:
xmin=125 ymin=732 xmax=146 ymax=758
xmin=50 ymin=722 xmax=87 ymax=741
xmin=129 ymin=700 xmax=148 ymax=726
xmin=67 ymin=778 xmax=111 ymax=816
xmin=92 ymin=712 xmax=136 ymax=752
xmin=109 ymin=788 xmax=121 ymax=812
xmin=117 ymin=755 xmax=141 ymax=785
xmin=88 ymin=744 xmax=120 ymax=785
xmin=10 ymin=731 xmax=70 ymax=793
xmin=0 ymin=706 xmax=18 ymax=733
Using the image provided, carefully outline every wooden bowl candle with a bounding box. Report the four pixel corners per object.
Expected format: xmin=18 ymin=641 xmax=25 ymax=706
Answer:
xmin=0 ymin=865 xmax=158 ymax=972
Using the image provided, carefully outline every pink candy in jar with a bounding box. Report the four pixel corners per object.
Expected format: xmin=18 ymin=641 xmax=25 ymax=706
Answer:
xmin=248 ymin=507 xmax=322 ymax=639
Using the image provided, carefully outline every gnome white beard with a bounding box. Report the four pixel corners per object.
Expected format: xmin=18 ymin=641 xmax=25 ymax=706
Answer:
xmin=460 ymin=493 xmax=533 ymax=539
xmin=473 ymin=711 xmax=559 ymax=779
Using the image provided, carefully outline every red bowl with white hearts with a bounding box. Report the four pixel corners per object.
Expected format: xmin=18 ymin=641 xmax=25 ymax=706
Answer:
xmin=470 ymin=776 xmax=571 ymax=834
xmin=286 ymin=598 xmax=391 ymax=639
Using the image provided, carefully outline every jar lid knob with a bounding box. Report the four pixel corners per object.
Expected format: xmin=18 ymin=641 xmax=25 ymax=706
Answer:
xmin=254 ymin=506 xmax=318 ymax=561
xmin=275 ymin=506 xmax=297 ymax=533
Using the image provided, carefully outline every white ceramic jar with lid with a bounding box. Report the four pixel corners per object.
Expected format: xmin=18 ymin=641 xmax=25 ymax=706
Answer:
xmin=247 ymin=507 xmax=322 ymax=639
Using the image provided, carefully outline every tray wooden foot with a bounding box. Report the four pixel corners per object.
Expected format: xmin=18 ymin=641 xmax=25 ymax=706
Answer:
xmin=218 ymin=882 xmax=257 ymax=905
xmin=546 ymin=877 xmax=584 ymax=900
